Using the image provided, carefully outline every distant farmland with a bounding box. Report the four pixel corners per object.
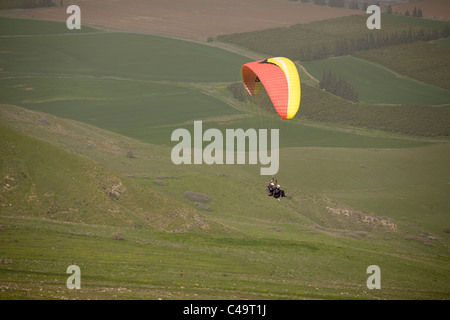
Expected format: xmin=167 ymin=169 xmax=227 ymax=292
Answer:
xmin=228 ymin=81 xmax=450 ymax=137
xmin=219 ymin=13 xmax=450 ymax=137
xmin=354 ymin=41 xmax=450 ymax=91
xmin=217 ymin=14 xmax=450 ymax=61
xmin=301 ymin=55 xmax=450 ymax=105
xmin=0 ymin=17 xmax=250 ymax=143
xmin=0 ymin=24 xmax=250 ymax=82
xmin=392 ymin=0 xmax=450 ymax=21
xmin=1 ymin=0 xmax=364 ymax=39
xmin=1 ymin=13 xmax=450 ymax=301
xmin=1 ymin=15 xmax=449 ymax=143
xmin=0 ymin=77 xmax=239 ymax=138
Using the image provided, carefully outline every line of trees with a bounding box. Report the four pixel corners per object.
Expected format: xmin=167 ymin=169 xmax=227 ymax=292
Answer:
xmin=327 ymin=0 xmax=345 ymax=8
xmin=319 ymin=71 xmax=358 ymax=102
xmin=0 ymin=0 xmax=55 ymax=9
xmin=312 ymin=0 xmax=345 ymax=7
xmin=226 ymin=82 xmax=281 ymax=115
xmin=227 ymin=82 xmax=252 ymax=104
xmin=218 ymin=15 xmax=450 ymax=63
xmin=299 ymin=26 xmax=450 ymax=61
xmin=404 ymin=7 xmax=423 ymax=18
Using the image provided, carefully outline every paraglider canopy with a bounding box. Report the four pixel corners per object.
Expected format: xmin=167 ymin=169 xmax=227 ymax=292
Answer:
xmin=242 ymin=57 xmax=301 ymax=120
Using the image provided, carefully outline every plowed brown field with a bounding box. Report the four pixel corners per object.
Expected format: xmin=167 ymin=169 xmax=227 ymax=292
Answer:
xmin=1 ymin=0 xmax=363 ymax=39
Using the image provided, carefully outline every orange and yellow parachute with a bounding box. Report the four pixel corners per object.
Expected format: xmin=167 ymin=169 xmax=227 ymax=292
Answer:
xmin=242 ymin=57 xmax=301 ymax=119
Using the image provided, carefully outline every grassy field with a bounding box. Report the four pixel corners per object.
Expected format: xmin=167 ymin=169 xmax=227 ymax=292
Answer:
xmin=0 ymin=77 xmax=240 ymax=137
xmin=229 ymin=82 xmax=450 ymax=137
xmin=435 ymin=38 xmax=450 ymax=48
xmin=280 ymin=143 xmax=450 ymax=233
xmin=354 ymin=41 xmax=450 ymax=91
xmin=1 ymin=16 xmax=449 ymax=300
xmin=0 ymin=32 xmax=249 ymax=83
xmin=0 ymin=16 xmax=97 ymax=36
xmin=1 ymin=106 xmax=449 ymax=300
xmin=217 ymin=14 xmax=450 ymax=61
xmin=1 ymin=215 xmax=448 ymax=300
xmin=382 ymin=12 xmax=450 ymax=29
xmin=0 ymin=16 xmax=251 ymax=143
xmin=216 ymin=13 xmax=450 ymax=137
xmin=301 ymin=55 xmax=450 ymax=105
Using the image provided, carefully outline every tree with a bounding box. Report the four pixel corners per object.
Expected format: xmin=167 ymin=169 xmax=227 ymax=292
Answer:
xmin=405 ymin=10 xmax=410 ymax=16
xmin=362 ymin=2 xmax=368 ymax=11
xmin=320 ymin=70 xmax=358 ymax=102
xmin=412 ymin=7 xmax=417 ymax=17
xmin=386 ymin=4 xmax=392 ymax=14
xmin=350 ymin=0 xmax=359 ymax=10
xmin=417 ymin=8 xmax=423 ymax=18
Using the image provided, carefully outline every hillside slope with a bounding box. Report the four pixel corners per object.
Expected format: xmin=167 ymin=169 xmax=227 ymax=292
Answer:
xmin=0 ymin=124 xmax=214 ymax=233
xmin=1 ymin=106 xmax=449 ymax=300
xmin=0 ymin=14 xmax=449 ymax=300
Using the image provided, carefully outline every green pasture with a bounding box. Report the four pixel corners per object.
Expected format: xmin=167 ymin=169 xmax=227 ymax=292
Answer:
xmin=435 ymin=38 xmax=450 ymax=48
xmin=0 ymin=77 xmax=239 ymax=137
xmin=217 ymin=13 xmax=450 ymax=62
xmin=0 ymin=17 xmax=97 ymax=36
xmin=0 ymin=16 xmax=250 ymax=143
xmin=0 ymin=69 xmax=430 ymax=149
xmin=354 ymin=41 xmax=450 ymax=91
xmin=1 ymin=105 xmax=449 ymax=299
xmin=382 ymin=13 xmax=450 ymax=29
xmin=1 ymin=215 xmax=448 ymax=300
xmin=0 ymin=24 xmax=249 ymax=82
xmin=0 ymin=124 xmax=448 ymax=300
xmin=0 ymin=123 xmax=449 ymax=299
xmin=279 ymin=143 xmax=450 ymax=234
xmin=301 ymin=55 xmax=450 ymax=105
xmin=144 ymin=115 xmax=428 ymax=149
xmin=1 ymin=17 xmax=449 ymax=300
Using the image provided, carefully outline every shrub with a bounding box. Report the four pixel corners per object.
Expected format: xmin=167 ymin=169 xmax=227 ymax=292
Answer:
xmin=184 ymin=191 xmax=210 ymax=203
xmin=112 ymin=231 xmax=125 ymax=241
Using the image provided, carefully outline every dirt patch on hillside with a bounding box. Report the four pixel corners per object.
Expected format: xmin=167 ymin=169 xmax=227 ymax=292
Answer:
xmin=392 ymin=0 xmax=450 ymax=21
xmin=326 ymin=206 xmax=398 ymax=232
xmin=2 ymin=0 xmax=364 ymax=39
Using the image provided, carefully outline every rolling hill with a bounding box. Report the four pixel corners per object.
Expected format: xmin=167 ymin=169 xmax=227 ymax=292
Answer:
xmin=1 ymin=101 xmax=449 ymax=299
xmin=0 ymin=124 xmax=215 ymax=233
xmin=0 ymin=8 xmax=449 ymax=301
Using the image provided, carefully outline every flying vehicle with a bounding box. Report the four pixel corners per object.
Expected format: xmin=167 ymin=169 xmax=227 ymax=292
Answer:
xmin=242 ymin=57 xmax=301 ymax=120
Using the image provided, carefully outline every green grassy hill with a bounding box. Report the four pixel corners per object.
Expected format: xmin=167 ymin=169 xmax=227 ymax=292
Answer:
xmin=217 ymin=14 xmax=450 ymax=136
xmin=217 ymin=14 xmax=450 ymax=61
xmin=0 ymin=124 xmax=214 ymax=233
xmin=0 ymin=16 xmax=250 ymax=146
xmin=1 ymin=16 xmax=449 ymax=300
xmin=1 ymin=104 xmax=449 ymax=300
xmin=302 ymin=55 xmax=450 ymax=105
xmin=354 ymin=41 xmax=450 ymax=91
